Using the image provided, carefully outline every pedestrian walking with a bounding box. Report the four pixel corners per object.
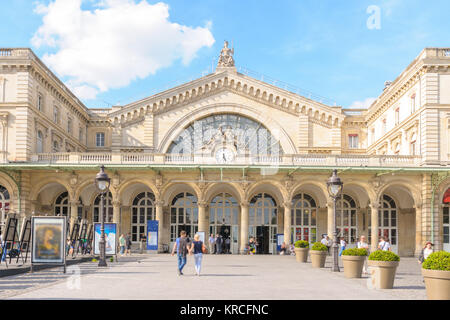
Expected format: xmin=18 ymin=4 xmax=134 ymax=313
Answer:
xmin=216 ymin=234 xmax=223 ymax=254
xmin=418 ymin=241 xmax=434 ymax=264
xmin=209 ymin=233 xmax=215 ymax=254
xmin=357 ymin=235 xmax=369 ymax=273
xmin=378 ymin=237 xmax=391 ymax=251
xmin=171 ymin=230 xmax=189 ymax=276
xmin=280 ymin=242 xmax=287 ymax=255
xmin=125 ymin=233 xmax=132 ymax=255
xmin=225 ymin=236 xmax=231 ymax=254
xmin=119 ymin=234 xmax=126 ymax=256
xmin=338 ymin=237 xmax=346 ymax=256
xmin=140 ymin=233 xmax=147 ymax=254
xmin=190 ymin=233 xmax=206 ymax=276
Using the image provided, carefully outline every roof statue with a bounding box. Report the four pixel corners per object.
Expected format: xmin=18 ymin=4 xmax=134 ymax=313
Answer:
xmin=217 ymin=40 xmax=235 ymax=68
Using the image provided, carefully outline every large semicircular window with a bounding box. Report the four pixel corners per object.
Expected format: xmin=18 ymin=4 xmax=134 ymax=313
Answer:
xmin=167 ymin=114 xmax=283 ymax=155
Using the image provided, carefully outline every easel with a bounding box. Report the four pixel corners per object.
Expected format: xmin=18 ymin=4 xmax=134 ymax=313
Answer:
xmin=0 ymin=213 xmax=19 ymax=268
xmin=84 ymin=224 xmax=93 ymax=255
xmin=16 ymin=217 xmax=31 ymax=264
xmin=67 ymin=220 xmax=80 ymax=258
xmin=76 ymin=219 xmax=87 ymax=255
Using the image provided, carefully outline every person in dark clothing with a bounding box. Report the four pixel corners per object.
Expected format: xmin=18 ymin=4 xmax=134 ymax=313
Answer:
xmin=171 ymin=230 xmax=189 ymax=276
xmin=125 ymin=233 xmax=132 ymax=255
xmin=216 ymin=235 xmax=223 ymax=254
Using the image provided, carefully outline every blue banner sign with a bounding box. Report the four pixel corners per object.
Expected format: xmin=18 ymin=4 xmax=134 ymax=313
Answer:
xmin=147 ymin=220 xmax=159 ymax=250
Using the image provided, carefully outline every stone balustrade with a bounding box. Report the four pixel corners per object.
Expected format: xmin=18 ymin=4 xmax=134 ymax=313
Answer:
xmin=26 ymin=152 xmax=425 ymax=167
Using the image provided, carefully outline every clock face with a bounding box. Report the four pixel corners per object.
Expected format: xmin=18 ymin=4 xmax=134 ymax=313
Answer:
xmin=215 ymin=148 xmax=235 ymax=163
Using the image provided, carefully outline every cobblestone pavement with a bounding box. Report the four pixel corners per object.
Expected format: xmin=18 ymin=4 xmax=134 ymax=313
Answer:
xmin=0 ymin=254 xmax=427 ymax=300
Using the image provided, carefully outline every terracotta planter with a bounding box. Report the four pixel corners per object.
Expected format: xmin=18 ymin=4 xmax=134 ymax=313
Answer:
xmin=294 ymin=248 xmax=309 ymax=263
xmin=342 ymin=255 xmax=366 ymax=278
xmin=422 ymin=269 xmax=450 ymax=300
xmin=367 ymin=260 xmax=399 ymax=289
xmin=310 ymin=250 xmax=327 ymax=268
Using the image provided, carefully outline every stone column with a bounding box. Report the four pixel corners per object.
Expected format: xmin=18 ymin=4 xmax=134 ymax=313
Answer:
xmin=155 ymin=200 xmax=164 ymax=252
xmin=370 ymin=203 xmax=379 ymax=252
xmin=198 ymin=201 xmax=208 ymax=234
xmin=112 ymin=200 xmax=121 ymax=234
xmin=327 ymin=201 xmax=334 ymax=239
xmin=239 ymin=201 xmax=249 ymax=254
xmin=283 ymin=202 xmax=292 ymax=246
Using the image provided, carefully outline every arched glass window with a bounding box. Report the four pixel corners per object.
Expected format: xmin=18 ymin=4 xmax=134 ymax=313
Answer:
xmin=54 ymin=192 xmax=83 ymax=218
xmin=336 ymin=194 xmax=357 ymax=245
xmin=368 ymin=194 xmax=398 ymax=251
xmin=131 ymin=192 xmax=155 ymax=242
xmin=249 ymin=193 xmax=278 ymax=254
xmin=0 ymin=185 xmax=10 ymax=214
xmin=93 ymin=192 xmax=113 ymax=223
xmin=167 ymin=114 xmax=283 ymax=156
xmin=170 ymin=192 xmax=198 ymax=242
xmin=54 ymin=192 xmax=69 ymax=216
xmin=209 ymin=193 xmax=239 ymax=252
xmin=37 ymin=130 xmax=43 ymax=153
xmin=443 ymin=188 xmax=450 ymax=251
xmin=291 ymin=193 xmax=317 ymax=243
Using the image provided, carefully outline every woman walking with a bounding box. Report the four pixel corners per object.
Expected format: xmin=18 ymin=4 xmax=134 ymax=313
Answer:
xmin=190 ymin=233 xmax=205 ymax=276
xmin=119 ymin=234 xmax=126 ymax=256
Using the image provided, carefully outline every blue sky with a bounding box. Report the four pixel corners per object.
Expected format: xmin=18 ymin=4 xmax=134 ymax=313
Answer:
xmin=1 ymin=0 xmax=449 ymax=109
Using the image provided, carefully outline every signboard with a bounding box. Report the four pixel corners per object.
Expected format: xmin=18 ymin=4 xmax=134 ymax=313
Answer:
xmin=93 ymin=223 xmax=116 ymax=255
xmin=146 ymin=220 xmax=158 ymax=250
xmin=31 ymin=216 xmax=66 ymax=264
xmin=276 ymin=234 xmax=284 ymax=252
xmin=197 ymin=231 xmax=205 ymax=244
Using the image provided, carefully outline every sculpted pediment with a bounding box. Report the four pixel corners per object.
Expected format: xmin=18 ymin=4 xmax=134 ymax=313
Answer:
xmin=108 ymin=69 xmax=344 ymax=129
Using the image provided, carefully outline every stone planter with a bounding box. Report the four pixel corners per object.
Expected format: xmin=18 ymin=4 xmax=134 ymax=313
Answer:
xmin=422 ymin=269 xmax=450 ymax=300
xmin=310 ymin=250 xmax=327 ymax=268
xmin=367 ymin=260 xmax=399 ymax=289
xmin=294 ymin=248 xmax=309 ymax=263
xmin=342 ymin=255 xmax=366 ymax=278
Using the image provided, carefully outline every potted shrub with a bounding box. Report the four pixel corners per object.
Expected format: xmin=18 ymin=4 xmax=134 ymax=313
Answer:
xmin=341 ymin=248 xmax=368 ymax=278
xmin=421 ymin=251 xmax=450 ymax=300
xmin=367 ymin=250 xmax=400 ymax=289
xmin=310 ymin=242 xmax=328 ymax=268
xmin=294 ymin=240 xmax=309 ymax=263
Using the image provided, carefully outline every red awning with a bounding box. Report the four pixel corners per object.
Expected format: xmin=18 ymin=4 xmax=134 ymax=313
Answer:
xmin=444 ymin=189 xmax=450 ymax=204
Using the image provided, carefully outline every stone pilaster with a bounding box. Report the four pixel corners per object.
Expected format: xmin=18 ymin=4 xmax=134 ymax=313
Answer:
xmin=415 ymin=203 xmax=423 ymax=256
xmin=283 ymin=202 xmax=292 ymax=245
xmin=197 ymin=201 xmax=208 ymax=235
xmin=112 ymin=200 xmax=121 ymax=234
xmin=143 ymin=113 xmax=154 ymax=149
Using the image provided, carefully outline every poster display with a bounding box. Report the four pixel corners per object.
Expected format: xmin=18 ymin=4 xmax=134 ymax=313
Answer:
xmin=31 ymin=216 xmax=66 ymax=264
xmin=146 ymin=220 xmax=158 ymax=250
xmin=197 ymin=231 xmax=205 ymax=244
xmin=276 ymin=234 xmax=284 ymax=252
xmin=93 ymin=223 xmax=116 ymax=255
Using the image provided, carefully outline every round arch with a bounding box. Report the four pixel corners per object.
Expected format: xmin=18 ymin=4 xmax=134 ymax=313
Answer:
xmin=203 ymin=182 xmax=244 ymax=204
xmin=376 ymin=179 xmax=421 ymax=208
xmin=30 ymin=177 xmax=72 ymax=201
xmin=246 ymin=180 xmax=287 ymax=205
xmin=161 ymin=182 xmax=201 ymax=205
xmin=158 ymin=103 xmax=297 ymax=154
xmin=289 ymin=180 xmax=328 ymax=208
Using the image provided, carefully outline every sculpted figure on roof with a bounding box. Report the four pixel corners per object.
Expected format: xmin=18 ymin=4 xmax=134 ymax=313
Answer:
xmin=217 ymin=40 xmax=235 ymax=67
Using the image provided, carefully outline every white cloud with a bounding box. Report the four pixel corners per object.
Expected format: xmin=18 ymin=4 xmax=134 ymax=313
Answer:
xmin=31 ymin=0 xmax=215 ymax=100
xmin=349 ymin=97 xmax=376 ymax=109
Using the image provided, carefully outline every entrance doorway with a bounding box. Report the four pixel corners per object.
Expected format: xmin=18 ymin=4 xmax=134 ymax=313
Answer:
xmin=256 ymin=226 xmax=270 ymax=254
xmin=219 ymin=225 xmax=231 ymax=254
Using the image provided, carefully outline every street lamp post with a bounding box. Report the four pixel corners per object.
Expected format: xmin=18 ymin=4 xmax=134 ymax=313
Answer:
xmin=327 ymin=169 xmax=343 ymax=272
xmin=95 ymin=165 xmax=110 ymax=267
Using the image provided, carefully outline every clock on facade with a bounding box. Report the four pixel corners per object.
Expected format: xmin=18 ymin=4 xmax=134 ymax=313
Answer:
xmin=215 ymin=147 xmax=235 ymax=163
